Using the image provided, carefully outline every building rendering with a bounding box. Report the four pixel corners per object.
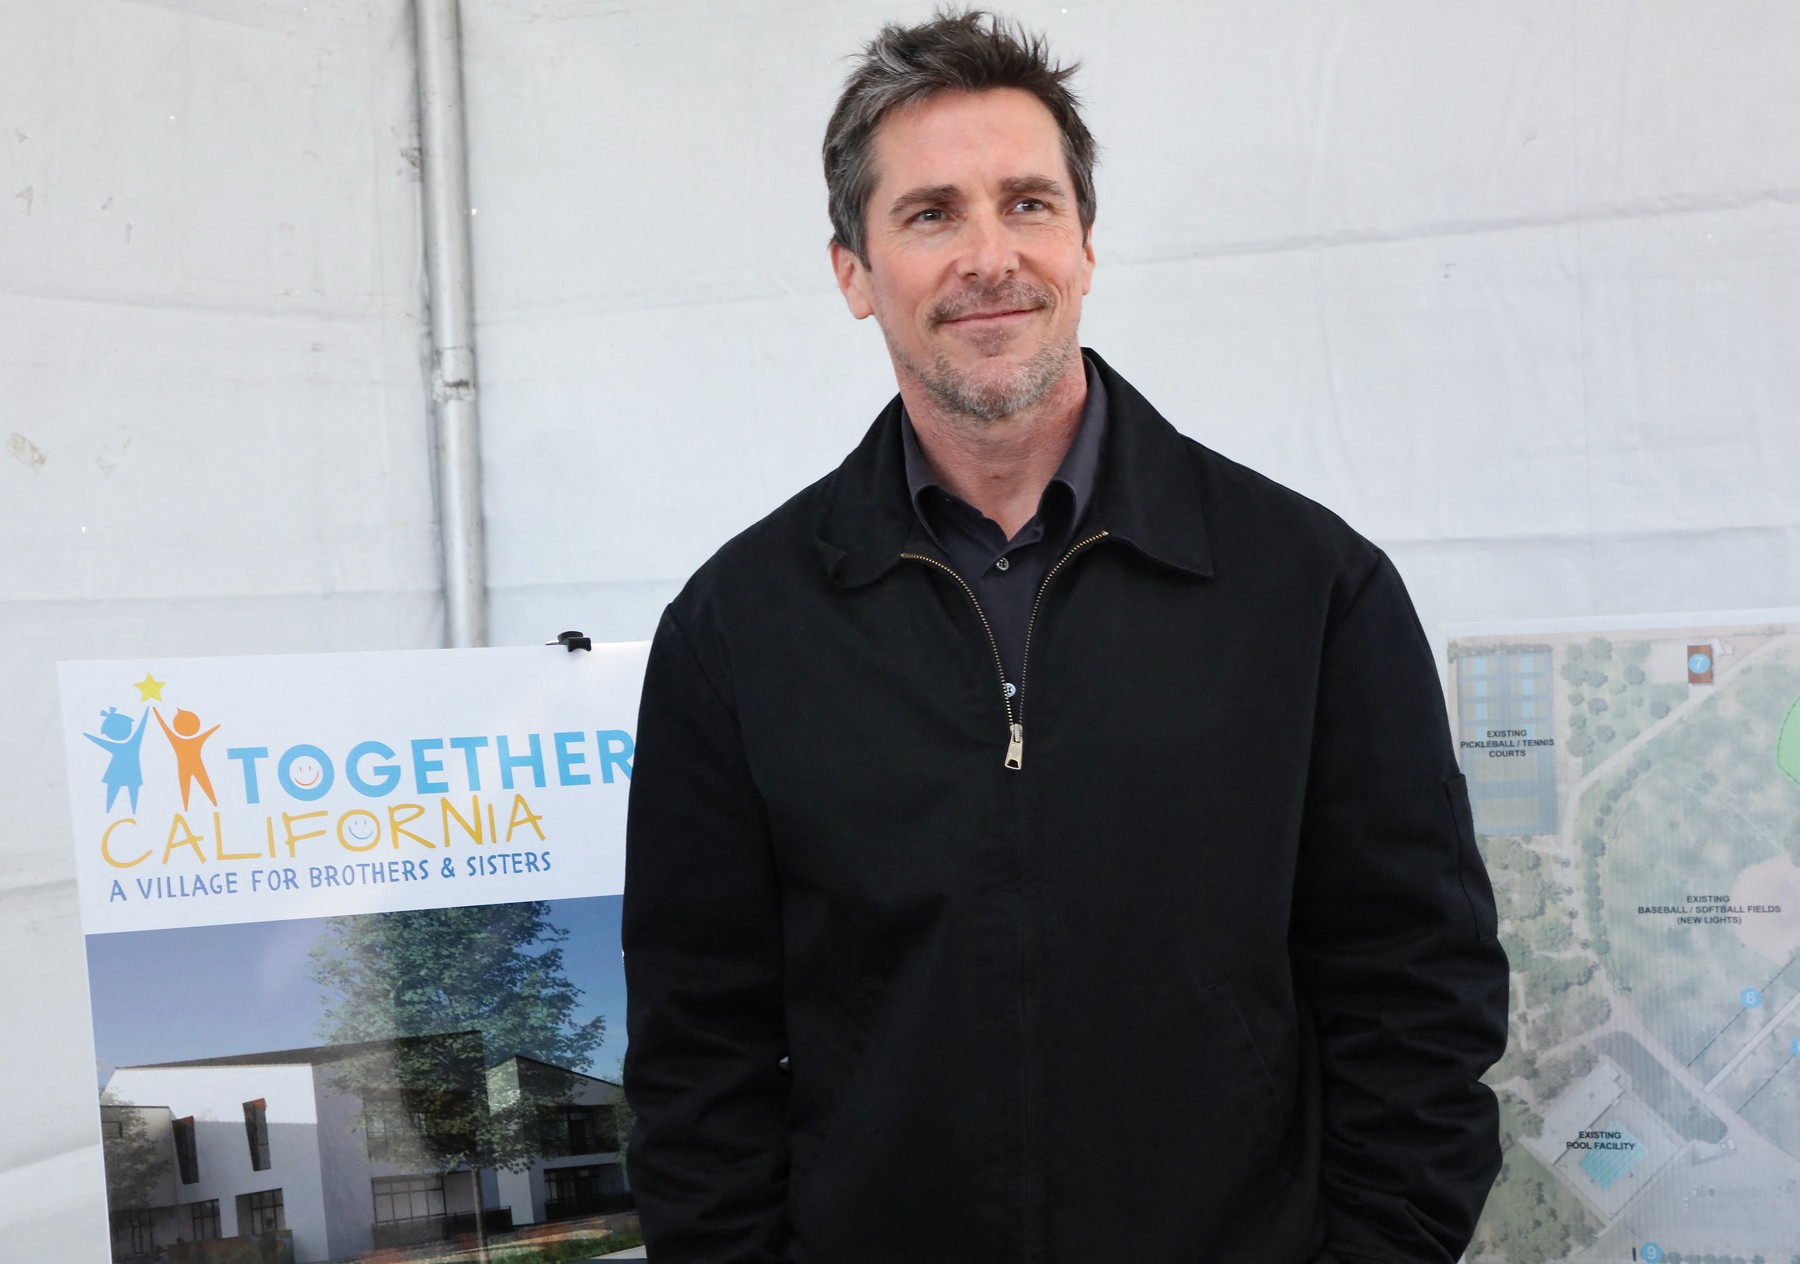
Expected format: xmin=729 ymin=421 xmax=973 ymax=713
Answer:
xmin=101 ymin=1035 xmax=628 ymax=1263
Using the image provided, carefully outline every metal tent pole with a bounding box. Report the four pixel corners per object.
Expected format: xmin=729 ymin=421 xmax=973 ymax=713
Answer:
xmin=415 ymin=0 xmax=488 ymax=648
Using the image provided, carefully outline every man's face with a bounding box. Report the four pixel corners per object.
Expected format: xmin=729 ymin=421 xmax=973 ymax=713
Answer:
xmin=832 ymin=87 xmax=1096 ymax=423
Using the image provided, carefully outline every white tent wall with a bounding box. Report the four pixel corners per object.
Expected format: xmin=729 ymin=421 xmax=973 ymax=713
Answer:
xmin=0 ymin=0 xmax=434 ymax=1253
xmin=463 ymin=0 xmax=1800 ymax=647
xmin=3 ymin=0 xmax=1798 ymax=1254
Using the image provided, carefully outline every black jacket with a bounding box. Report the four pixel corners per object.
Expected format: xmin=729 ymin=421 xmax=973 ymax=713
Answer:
xmin=622 ymin=350 xmax=1508 ymax=1264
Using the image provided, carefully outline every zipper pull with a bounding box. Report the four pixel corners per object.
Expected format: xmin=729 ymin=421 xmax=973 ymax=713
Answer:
xmin=1005 ymin=723 xmax=1024 ymax=771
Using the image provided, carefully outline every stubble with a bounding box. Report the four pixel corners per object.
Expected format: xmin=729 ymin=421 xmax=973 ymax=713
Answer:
xmin=887 ymin=280 xmax=1079 ymax=424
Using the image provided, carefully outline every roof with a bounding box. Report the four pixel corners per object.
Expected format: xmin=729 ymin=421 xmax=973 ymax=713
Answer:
xmin=120 ymin=1030 xmax=485 ymax=1070
xmin=493 ymin=1051 xmax=619 ymax=1089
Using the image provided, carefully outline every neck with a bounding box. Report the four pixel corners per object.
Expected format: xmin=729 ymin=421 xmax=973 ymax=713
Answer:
xmin=902 ymin=355 xmax=1087 ymax=538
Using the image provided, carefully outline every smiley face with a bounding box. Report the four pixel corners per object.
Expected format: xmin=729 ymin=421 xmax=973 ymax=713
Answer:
xmin=279 ymin=747 xmax=333 ymax=800
xmin=341 ymin=812 xmax=379 ymax=847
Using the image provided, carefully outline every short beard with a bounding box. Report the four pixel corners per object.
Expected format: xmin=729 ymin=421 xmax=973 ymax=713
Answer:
xmin=888 ymin=282 xmax=1079 ymax=424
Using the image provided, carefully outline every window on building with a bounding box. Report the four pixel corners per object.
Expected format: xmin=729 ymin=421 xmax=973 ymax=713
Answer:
xmin=372 ymin=1174 xmax=446 ymax=1224
xmin=243 ymin=1099 xmax=271 ymax=1171
xmin=188 ymin=1199 xmax=221 ymax=1241
xmin=547 ymin=1104 xmax=617 ymax=1155
xmin=173 ymin=1115 xmax=199 ymax=1184
xmin=237 ymin=1188 xmax=285 ymax=1236
xmin=126 ymin=1209 xmax=156 ymax=1254
xmin=364 ymin=1103 xmax=427 ymax=1163
xmin=100 ymin=1113 xmax=126 ymax=1140
xmin=544 ymin=1164 xmax=600 ymax=1218
xmin=549 ymin=1159 xmax=626 ymax=1215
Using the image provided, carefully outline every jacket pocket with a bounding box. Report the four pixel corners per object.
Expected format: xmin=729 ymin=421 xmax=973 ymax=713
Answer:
xmin=1055 ymin=976 xmax=1290 ymax=1253
xmin=1190 ymin=981 xmax=1282 ymax=1142
xmin=791 ymin=969 xmax=887 ymax=1183
xmin=1116 ymin=978 xmax=1285 ymax=1157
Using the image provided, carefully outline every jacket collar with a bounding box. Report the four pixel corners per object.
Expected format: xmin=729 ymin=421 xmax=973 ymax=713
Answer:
xmin=815 ymin=347 xmax=1215 ymax=587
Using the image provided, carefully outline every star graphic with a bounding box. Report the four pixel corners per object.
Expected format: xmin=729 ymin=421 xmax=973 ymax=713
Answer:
xmin=132 ymin=672 xmax=166 ymax=702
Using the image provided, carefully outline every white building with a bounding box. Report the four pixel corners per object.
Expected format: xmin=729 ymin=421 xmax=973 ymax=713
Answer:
xmin=488 ymin=1055 xmax=632 ymax=1231
xmin=102 ymin=1037 xmax=628 ymax=1264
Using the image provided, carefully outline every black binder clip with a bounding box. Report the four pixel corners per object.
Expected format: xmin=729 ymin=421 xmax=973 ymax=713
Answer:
xmin=548 ymin=630 xmax=592 ymax=653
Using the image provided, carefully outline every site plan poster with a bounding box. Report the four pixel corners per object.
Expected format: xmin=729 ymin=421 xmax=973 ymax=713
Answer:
xmin=60 ymin=643 xmax=649 ymax=1264
xmin=1450 ymin=613 xmax=1800 ymax=1264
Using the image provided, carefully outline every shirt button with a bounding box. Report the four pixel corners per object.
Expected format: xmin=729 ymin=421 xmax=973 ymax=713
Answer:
xmin=994 ymin=557 xmax=1010 ymax=572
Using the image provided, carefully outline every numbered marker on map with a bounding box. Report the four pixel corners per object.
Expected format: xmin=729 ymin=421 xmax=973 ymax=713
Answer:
xmin=1640 ymin=1245 xmax=1663 ymax=1263
xmin=1741 ymin=987 xmax=1762 ymax=1009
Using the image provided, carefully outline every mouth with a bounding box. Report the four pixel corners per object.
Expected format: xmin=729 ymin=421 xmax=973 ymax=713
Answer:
xmin=938 ymin=306 xmax=1038 ymax=330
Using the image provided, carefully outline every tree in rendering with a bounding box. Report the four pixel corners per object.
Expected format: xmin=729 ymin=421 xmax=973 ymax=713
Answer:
xmin=309 ymin=902 xmax=606 ymax=1254
xmin=310 ymin=902 xmax=603 ymax=1070
xmin=99 ymin=1092 xmax=169 ymax=1262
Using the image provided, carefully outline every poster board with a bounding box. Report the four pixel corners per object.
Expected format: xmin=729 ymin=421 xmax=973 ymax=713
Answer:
xmin=60 ymin=644 xmax=649 ymax=1264
xmin=1449 ymin=612 xmax=1800 ymax=1264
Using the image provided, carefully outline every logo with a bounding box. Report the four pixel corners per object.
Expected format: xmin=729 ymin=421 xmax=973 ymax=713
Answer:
xmin=80 ymin=667 xmax=636 ymax=907
xmin=83 ymin=672 xmax=218 ymax=814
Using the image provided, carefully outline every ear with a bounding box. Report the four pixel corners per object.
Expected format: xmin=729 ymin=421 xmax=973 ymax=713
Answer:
xmin=1079 ymin=224 xmax=1096 ymax=297
xmin=830 ymin=241 xmax=876 ymax=320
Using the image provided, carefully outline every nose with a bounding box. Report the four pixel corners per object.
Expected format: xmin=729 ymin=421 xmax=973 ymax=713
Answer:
xmin=958 ymin=206 xmax=1018 ymax=283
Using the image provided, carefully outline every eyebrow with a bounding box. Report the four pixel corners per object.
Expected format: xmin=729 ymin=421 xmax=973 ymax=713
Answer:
xmin=999 ymin=174 xmax=1067 ymax=201
xmin=885 ymin=174 xmax=1069 ymax=220
xmin=887 ymin=184 xmax=961 ymax=220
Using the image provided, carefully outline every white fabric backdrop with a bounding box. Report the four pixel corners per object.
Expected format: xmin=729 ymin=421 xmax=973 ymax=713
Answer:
xmin=3 ymin=1 xmax=1796 ymax=1254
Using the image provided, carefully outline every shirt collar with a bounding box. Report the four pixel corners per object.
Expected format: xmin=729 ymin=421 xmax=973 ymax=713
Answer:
xmin=899 ymin=354 xmax=1108 ymax=541
xmin=813 ymin=347 xmax=1213 ymax=588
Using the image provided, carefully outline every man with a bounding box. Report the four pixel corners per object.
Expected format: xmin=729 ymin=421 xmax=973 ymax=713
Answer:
xmin=622 ymin=11 xmax=1508 ymax=1263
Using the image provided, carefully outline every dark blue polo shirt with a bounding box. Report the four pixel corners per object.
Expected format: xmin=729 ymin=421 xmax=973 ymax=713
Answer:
xmin=900 ymin=355 xmax=1107 ymax=701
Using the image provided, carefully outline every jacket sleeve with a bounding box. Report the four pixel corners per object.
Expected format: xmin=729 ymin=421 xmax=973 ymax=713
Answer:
xmin=623 ymin=605 xmax=790 ymax=1262
xmin=1291 ymin=552 xmax=1510 ymax=1263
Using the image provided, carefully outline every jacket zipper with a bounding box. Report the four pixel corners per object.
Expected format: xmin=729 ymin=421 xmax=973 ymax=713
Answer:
xmin=900 ymin=553 xmax=1016 ymax=759
xmin=901 ymin=529 xmax=1109 ymax=770
xmin=905 ymin=529 xmax=1112 ymax=1260
xmin=1016 ymin=531 xmax=1110 ymax=733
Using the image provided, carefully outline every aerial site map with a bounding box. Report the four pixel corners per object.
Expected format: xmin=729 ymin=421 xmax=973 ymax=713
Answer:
xmin=1450 ymin=616 xmax=1800 ymax=1264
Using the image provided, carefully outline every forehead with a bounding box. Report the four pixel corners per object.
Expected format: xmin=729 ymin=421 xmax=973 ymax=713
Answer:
xmin=869 ymin=87 xmax=1070 ymax=192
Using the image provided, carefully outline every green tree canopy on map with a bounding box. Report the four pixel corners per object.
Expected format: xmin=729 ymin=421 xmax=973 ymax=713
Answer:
xmin=1778 ymin=695 xmax=1800 ymax=789
xmin=1470 ymin=1092 xmax=1595 ymax=1261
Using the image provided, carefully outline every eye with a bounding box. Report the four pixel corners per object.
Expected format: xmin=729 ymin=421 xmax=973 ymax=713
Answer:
xmin=1012 ymin=198 xmax=1047 ymax=213
xmin=912 ymin=208 xmax=946 ymax=223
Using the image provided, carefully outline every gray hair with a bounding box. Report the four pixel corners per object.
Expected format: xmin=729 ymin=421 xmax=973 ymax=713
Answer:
xmin=823 ymin=9 xmax=1098 ymax=267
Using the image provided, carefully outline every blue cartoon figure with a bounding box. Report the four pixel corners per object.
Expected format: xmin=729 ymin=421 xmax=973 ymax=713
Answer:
xmin=85 ymin=707 xmax=150 ymax=813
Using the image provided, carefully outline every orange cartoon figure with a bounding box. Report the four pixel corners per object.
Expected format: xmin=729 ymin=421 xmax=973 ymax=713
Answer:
xmin=155 ymin=706 xmax=220 ymax=811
